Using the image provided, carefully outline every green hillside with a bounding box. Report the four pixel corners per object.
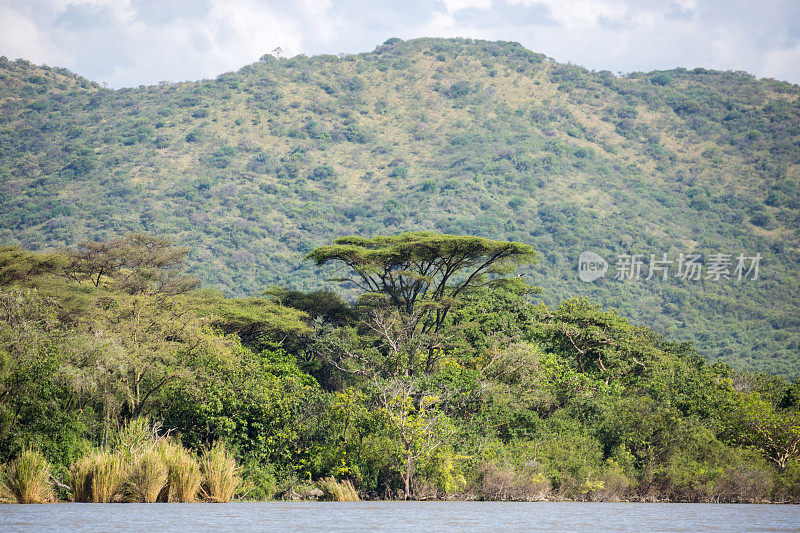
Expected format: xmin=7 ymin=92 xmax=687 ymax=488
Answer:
xmin=1 ymin=37 xmax=798 ymax=374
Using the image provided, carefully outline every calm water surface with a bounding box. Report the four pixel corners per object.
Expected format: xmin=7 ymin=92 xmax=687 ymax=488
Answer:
xmin=1 ymin=501 xmax=799 ymax=532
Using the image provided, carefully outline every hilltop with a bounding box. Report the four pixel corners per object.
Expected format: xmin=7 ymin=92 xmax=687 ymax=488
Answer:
xmin=0 ymin=37 xmax=798 ymax=374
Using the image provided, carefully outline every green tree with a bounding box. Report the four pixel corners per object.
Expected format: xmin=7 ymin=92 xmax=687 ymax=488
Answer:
xmin=722 ymin=394 xmax=800 ymax=471
xmin=65 ymin=233 xmax=199 ymax=295
xmin=0 ymin=289 xmax=85 ymax=465
xmin=307 ymin=232 xmax=535 ymax=497
xmin=0 ymin=248 xmax=66 ymax=285
xmin=533 ymin=299 xmax=655 ymax=384
xmin=306 ymin=232 xmax=536 ymax=376
xmin=378 ymin=382 xmax=452 ymax=498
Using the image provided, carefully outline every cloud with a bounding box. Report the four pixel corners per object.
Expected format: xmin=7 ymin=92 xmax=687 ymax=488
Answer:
xmin=440 ymin=0 xmax=493 ymax=14
xmin=0 ymin=5 xmax=68 ymax=66
xmin=0 ymin=0 xmax=798 ymax=87
xmin=762 ymin=43 xmax=800 ymax=82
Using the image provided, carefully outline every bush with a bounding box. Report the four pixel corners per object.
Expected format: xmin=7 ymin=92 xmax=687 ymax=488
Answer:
xmin=650 ymin=73 xmax=672 ymax=86
xmin=160 ymin=441 xmax=202 ymax=503
xmin=238 ymin=461 xmax=278 ymax=501
xmin=200 ymin=442 xmax=239 ymax=503
xmin=674 ymin=100 xmax=701 ymax=115
xmin=71 ymin=450 xmax=126 ymax=503
xmin=588 ymin=459 xmax=633 ymax=502
xmin=445 ymin=82 xmax=472 ymax=98
xmin=750 ymin=212 xmax=776 ymax=229
xmin=310 ymin=165 xmax=337 ymax=182
xmin=478 ymin=462 xmax=550 ymax=501
xmin=713 ymin=455 xmax=773 ymax=503
xmin=775 ymin=460 xmax=800 ymax=503
xmin=538 ymin=425 xmax=605 ymax=500
xmin=1 ymin=448 xmax=55 ymax=504
xmin=317 ymin=477 xmax=360 ymax=501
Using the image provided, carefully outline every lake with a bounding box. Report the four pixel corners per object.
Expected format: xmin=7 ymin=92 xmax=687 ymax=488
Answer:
xmin=1 ymin=501 xmax=799 ymax=532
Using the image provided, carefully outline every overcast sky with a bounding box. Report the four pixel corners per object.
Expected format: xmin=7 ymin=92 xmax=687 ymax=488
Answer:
xmin=1 ymin=0 xmax=799 ymax=88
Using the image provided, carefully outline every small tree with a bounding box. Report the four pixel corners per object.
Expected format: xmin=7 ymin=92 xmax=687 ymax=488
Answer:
xmin=65 ymin=233 xmax=199 ymax=295
xmin=378 ymin=382 xmax=450 ymax=498
xmin=722 ymin=395 xmax=800 ymax=471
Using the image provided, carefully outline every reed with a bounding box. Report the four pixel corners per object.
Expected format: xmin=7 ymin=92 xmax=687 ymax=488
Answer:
xmin=71 ymin=450 xmax=126 ymax=503
xmin=317 ymin=477 xmax=360 ymax=501
xmin=160 ymin=441 xmax=201 ymax=503
xmin=126 ymin=448 xmax=168 ymax=503
xmin=113 ymin=418 xmax=158 ymax=461
xmin=200 ymin=442 xmax=239 ymax=503
xmin=0 ymin=448 xmax=55 ymax=504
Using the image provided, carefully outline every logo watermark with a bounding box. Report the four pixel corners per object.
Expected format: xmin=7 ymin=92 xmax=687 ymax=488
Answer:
xmin=577 ymin=251 xmax=761 ymax=283
xmin=578 ymin=251 xmax=609 ymax=282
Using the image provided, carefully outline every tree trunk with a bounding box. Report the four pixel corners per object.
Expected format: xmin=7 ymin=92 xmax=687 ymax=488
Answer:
xmin=404 ymin=455 xmax=412 ymax=499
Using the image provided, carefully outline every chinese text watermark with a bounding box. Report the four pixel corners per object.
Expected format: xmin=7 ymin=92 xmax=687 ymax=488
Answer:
xmin=578 ymin=251 xmax=761 ymax=283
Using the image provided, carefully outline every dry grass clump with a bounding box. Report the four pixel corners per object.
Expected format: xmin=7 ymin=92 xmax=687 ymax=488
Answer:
xmin=0 ymin=448 xmax=55 ymax=504
xmin=112 ymin=418 xmax=169 ymax=502
xmin=160 ymin=441 xmax=202 ymax=503
xmin=479 ymin=462 xmax=550 ymax=501
xmin=71 ymin=450 xmax=126 ymax=503
xmin=113 ymin=418 xmax=159 ymax=461
xmin=317 ymin=477 xmax=360 ymax=501
xmin=3 ymin=420 xmax=240 ymax=504
xmin=200 ymin=442 xmax=239 ymax=503
xmin=126 ymin=448 xmax=169 ymax=503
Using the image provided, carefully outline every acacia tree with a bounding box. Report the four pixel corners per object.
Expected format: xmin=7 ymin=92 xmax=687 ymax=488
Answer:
xmin=306 ymin=232 xmax=536 ymax=376
xmin=65 ymin=233 xmax=199 ymax=295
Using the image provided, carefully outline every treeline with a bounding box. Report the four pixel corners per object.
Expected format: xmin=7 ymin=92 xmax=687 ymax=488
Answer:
xmin=1 ymin=232 xmax=799 ymax=502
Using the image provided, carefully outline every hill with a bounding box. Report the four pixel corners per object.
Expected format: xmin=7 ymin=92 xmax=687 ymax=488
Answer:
xmin=0 ymin=37 xmax=798 ymax=374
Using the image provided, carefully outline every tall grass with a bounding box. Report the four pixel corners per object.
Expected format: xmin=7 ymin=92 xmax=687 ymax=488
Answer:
xmin=160 ymin=441 xmax=201 ymax=503
xmin=71 ymin=450 xmax=126 ymax=503
xmin=200 ymin=442 xmax=239 ymax=503
xmin=317 ymin=477 xmax=360 ymax=501
xmin=126 ymin=448 xmax=168 ymax=503
xmin=0 ymin=448 xmax=55 ymax=504
xmin=2 ymin=420 xmax=240 ymax=504
xmin=110 ymin=418 xmax=169 ymax=502
xmin=113 ymin=418 xmax=159 ymax=461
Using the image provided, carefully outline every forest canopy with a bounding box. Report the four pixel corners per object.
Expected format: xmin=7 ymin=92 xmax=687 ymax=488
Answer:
xmin=0 ymin=233 xmax=798 ymax=503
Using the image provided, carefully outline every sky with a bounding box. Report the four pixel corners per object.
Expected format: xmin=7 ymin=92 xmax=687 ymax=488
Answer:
xmin=1 ymin=0 xmax=799 ymax=88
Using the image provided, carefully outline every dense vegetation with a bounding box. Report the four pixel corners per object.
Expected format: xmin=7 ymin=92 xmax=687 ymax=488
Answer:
xmin=1 ymin=235 xmax=799 ymax=502
xmin=0 ymin=38 xmax=798 ymax=374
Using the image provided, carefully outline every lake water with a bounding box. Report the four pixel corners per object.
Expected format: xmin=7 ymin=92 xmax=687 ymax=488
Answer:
xmin=1 ymin=501 xmax=799 ymax=532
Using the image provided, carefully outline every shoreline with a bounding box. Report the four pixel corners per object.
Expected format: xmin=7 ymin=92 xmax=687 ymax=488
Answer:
xmin=3 ymin=498 xmax=797 ymax=505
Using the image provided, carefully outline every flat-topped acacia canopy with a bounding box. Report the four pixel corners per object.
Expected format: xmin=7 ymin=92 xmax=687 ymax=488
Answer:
xmin=305 ymin=232 xmax=536 ymax=321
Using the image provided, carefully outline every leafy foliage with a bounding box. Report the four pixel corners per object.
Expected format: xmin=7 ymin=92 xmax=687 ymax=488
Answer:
xmin=0 ymin=235 xmax=797 ymax=501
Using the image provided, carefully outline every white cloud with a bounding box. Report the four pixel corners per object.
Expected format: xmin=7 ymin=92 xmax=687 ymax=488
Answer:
xmin=0 ymin=0 xmax=798 ymax=86
xmin=0 ymin=6 xmax=66 ymax=65
xmin=441 ymin=0 xmax=493 ymax=14
xmin=514 ymin=0 xmax=627 ymax=28
xmin=762 ymin=43 xmax=800 ymax=82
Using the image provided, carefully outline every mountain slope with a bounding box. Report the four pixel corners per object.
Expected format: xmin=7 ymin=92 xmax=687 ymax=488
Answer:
xmin=1 ymin=38 xmax=799 ymax=374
